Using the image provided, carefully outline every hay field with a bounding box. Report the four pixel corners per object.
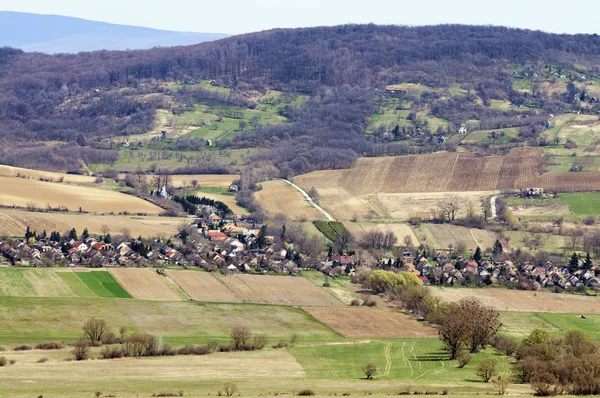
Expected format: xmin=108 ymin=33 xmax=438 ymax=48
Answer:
xmin=0 ymin=164 xmax=96 ymax=183
xmin=344 ymin=222 xmax=421 ymax=246
xmin=109 ymin=269 xmax=181 ymax=301
xmin=255 ymin=180 xmax=323 ymax=221
xmin=218 ymin=274 xmax=344 ymax=307
xmin=0 ymin=269 xmax=77 ymax=297
xmin=0 ymin=208 xmax=187 ymax=238
xmin=431 ymin=287 xmax=600 ymax=313
xmin=120 ymin=173 xmax=239 ymax=188
xmin=196 ymin=192 xmax=249 ymax=216
xmin=305 ymin=307 xmax=437 ymax=338
xmin=169 ymin=271 xmax=241 ymax=302
xmin=416 ymin=224 xmax=500 ymax=251
xmin=0 ymin=176 xmax=163 ymax=214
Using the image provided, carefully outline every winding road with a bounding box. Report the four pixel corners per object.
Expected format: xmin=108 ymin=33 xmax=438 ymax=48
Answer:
xmin=284 ymin=179 xmax=335 ymax=221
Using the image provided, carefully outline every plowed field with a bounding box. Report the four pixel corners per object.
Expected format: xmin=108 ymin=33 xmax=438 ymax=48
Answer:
xmin=218 ymin=275 xmax=344 ymax=307
xmin=305 ymin=307 xmax=438 ymax=338
xmin=109 ymin=269 xmax=180 ymax=301
xmin=169 ymin=271 xmax=241 ymax=302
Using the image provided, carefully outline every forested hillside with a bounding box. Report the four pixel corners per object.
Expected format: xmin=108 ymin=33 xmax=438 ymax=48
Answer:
xmin=1 ymin=24 xmax=600 ymax=174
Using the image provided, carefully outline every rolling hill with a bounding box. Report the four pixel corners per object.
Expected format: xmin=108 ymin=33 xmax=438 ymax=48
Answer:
xmin=0 ymin=11 xmax=228 ymax=53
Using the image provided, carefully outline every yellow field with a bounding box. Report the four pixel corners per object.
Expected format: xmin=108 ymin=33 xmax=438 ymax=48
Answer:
xmin=255 ymin=180 xmax=323 ymax=221
xmin=120 ymin=173 xmax=240 ymax=188
xmin=0 ymin=208 xmax=188 ymax=238
xmin=344 ymin=222 xmax=421 ymax=247
xmin=431 ymin=287 xmax=600 ymax=313
xmin=0 ymin=176 xmax=163 ymax=214
xmin=109 ymin=269 xmax=181 ymax=301
xmin=0 ymin=164 xmax=96 ymax=183
xmin=195 ymin=192 xmax=249 ymax=216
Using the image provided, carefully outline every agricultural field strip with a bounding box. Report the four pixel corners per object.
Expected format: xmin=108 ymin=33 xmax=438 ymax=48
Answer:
xmin=284 ymin=179 xmax=335 ymax=221
xmin=109 ymin=268 xmax=181 ymax=301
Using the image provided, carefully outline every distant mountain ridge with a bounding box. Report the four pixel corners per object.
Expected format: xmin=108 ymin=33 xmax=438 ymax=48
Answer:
xmin=0 ymin=11 xmax=229 ymax=53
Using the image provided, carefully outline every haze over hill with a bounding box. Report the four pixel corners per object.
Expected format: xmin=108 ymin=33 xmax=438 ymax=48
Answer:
xmin=0 ymin=11 xmax=229 ymax=53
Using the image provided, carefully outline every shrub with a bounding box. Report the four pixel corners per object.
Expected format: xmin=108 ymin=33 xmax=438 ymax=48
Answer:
xmin=492 ymin=378 xmax=509 ymax=395
xmin=456 ymin=351 xmax=472 ymax=368
xmin=37 ymin=358 xmax=49 ymax=363
xmin=101 ymin=331 xmax=120 ymax=345
xmin=8 ymin=359 xmax=16 ymax=365
xmin=14 ymin=345 xmax=32 ymax=351
xmin=350 ymin=299 xmax=361 ymax=306
xmin=100 ymin=345 xmax=124 ymax=359
xmin=231 ymin=325 xmax=251 ymax=350
xmin=35 ymin=342 xmax=65 ymax=350
xmin=584 ymin=216 xmax=595 ymax=225
xmin=0 ymin=347 xmax=5 ymax=352
xmin=72 ymin=340 xmax=89 ymax=361
xmin=298 ymin=389 xmax=315 ymax=396
xmin=159 ymin=345 xmax=176 ymax=356
xmin=223 ymin=383 xmax=238 ymax=397
xmin=361 ymin=362 xmax=378 ymax=379
xmin=361 ymin=295 xmax=377 ymax=307
xmin=273 ymin=341 xmax=289 ymax=349
xmin=219 ymin=345 xmax=233 ymax=352
xmin=476 ymin=359 xmax=498 ymax=382
xmin=0 ymin=357 xmax=6 ymax=366
xmin=123 ymin=332 xmax=158 ymax=357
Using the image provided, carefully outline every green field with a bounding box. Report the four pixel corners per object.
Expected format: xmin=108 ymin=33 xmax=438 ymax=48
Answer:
xmin=0 ymin=297 xmax=341 ymax=346
xmin=0 ymin=269 xmax=77 ymax=297
xmin=313 ymin=221 xmax=349 ymax=241
xmin=500 ymin=311 xmax=600 ymax=341
xmin=75 ymin=271 xmax=132 ymax=298
xmin=302 ymin=270 xmax=358 ymax=305
xmin=561 ymin=192 xmax=600 ymax=215
xmin=57 ymin=271 xmax=97 ymax=297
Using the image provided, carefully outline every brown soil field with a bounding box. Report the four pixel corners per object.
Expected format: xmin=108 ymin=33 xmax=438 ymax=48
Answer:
xmin=255 ymin=180 xmax=323 ymax=221
xmin=119 ymin=173 xmax=240 ymax=189
xmin=431 ymin=287 xmax=600 ymax=313
xmin=305 ymin=307 xmax=438 ymax=338
xmin=0 ymin=165 xmax=96 ymax=183
xmin=218 ymin=274 xmax=344 ymax=307
xmin=0 ymin=209 xmax=187 ymax=238
xmin=169 ymin=271 xmax=241 ymax=302
xmin=0 ymin=176 xmax=163 ymax=214
xmin=109 ymin=269 xmax=181 ymax=301
xmin=344 ymin=222 xmax=421 ymax=247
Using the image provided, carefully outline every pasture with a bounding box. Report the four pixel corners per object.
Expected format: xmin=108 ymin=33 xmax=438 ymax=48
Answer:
xmin=415 ymin=224 xmax=500 ymax=252
xmin=255 ymin=180 xmax=324 ymax=221
xmin=0 ymin=269 xmax=77 ymax=297
xmin=119 ymin=173 xmax=239 ymax=189
xmin=0 ymin=297 xmax=340 ymax=346
xmin=218 ymin=274 xmax=345 ymax=307
xmin=305 ymin=307 xmax=438 ymax=338
xmin=0 ymin=208 xmax=188 ymax=238
xmin=109 ymin=268 xmax=181 ymax=301
xmin=75 ymin=271 xmax=132 ymax=298
xmin=0 ymin=175 xmax=163 ymax=214
xmin=345 ymin=222 xmax=420 ymax=246
xmin=561 ymin=192 xmax=600 ymax=216
xmin=302 ymin=270 xmax=358 ymax=305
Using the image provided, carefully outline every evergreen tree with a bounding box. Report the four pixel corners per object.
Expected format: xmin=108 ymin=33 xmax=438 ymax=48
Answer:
xmin=41 ymin=230 xmax=47 ymax=240
xmin=281 ymin=225 xmax=286 ymax=240
xmin=569 ymin=252 xmax=579 ymax=273
xmin=585 ymin=252 xmax=593 ymax=270
xmin=474 ymin=247 xmax=482 ymax=263
xmin=69 ymin=228 xmax=77 ymax=240
xmin=257 ymin=225 xmax=268 ymax=249
xmin=492 ymin=240 xmax=503 ymax=255
xmin=327 ymin=246 xmax=333 ymax=258
xmin=82 ymin=228 xmax=89 ymax=241
xmin=25 ymin=226 xmax=32 ymax=240
xmin=179 ymin=229 xmax=189 ymax=243
xmin=103 ymin=234 xmax=112 ymax=244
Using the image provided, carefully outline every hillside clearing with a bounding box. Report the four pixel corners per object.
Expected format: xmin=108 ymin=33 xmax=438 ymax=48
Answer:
xmin=218 ymin=274 xmax=345 ymax=307
xmin=0 ymin=176 xmax=163 ymax=214
xmin=255 ymin=180 xmax=324 ymax=221
xmin=0 ymin=165 xmax=96 ymax=183
xmin=0 ymin=208 xmax=188 ymax=238
xmin=169 ymin=271 xmax=241 ymax=302
xmin=305 ymin=307 xmax=438 ymax=338
xmin=109 ymin=268 xmax=181 ymax=301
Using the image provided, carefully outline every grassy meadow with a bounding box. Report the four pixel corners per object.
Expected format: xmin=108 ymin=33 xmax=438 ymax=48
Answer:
xmin=75 ymin=271 xmax=132 ymax=298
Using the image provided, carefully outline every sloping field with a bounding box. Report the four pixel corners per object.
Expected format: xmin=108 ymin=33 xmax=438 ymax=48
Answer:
xmin=0 ymin=269 xmax=77 ymax=297
xmin=56 ymin=271 xmax=97 ymax=297
xmin=0 ymin=165 xmax=96 ymax=183
xmin=109 ymin=268 xmax=180 ymax=301
xmin=75 ymin=271 xmax=132 ymax=298
xmin=305 ymin=307 xmax=437 ymax=338
xmin=169 ymin=271 xmax=241 ymax=302
xmin=0 ymin=176 xmax=163 ymax=214
xmin=0 ymin=208 xmax=187 ymax=238
xmin=218 ymin=275 xmax=344 ymax=307
xmin=416 ymin=224 xmax=500 ymax=251
xmin=344 ymin=222 xmax=421 ymax=247
xmin=432 ymin=287 xmax=600 ymax=313
xmin=120 ymin=173 xmax=239 ymax=188
xmin=255 ymin=180 xmax=323 ymax=221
